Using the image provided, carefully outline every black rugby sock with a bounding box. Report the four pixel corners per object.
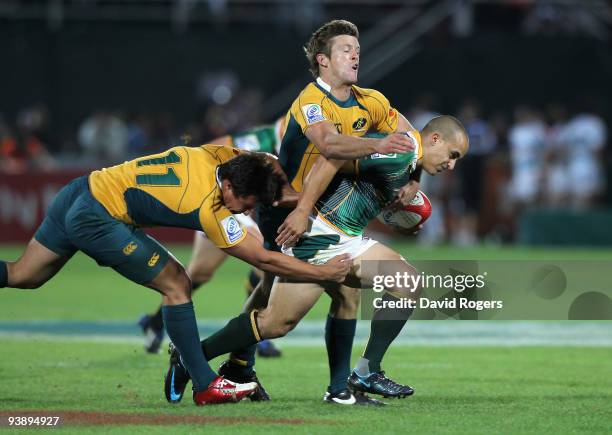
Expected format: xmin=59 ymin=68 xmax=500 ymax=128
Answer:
xmin=363 ymin=293 xmax=414 ymax=373
xmin=162 ymin=302 xmax=216 ymax=391
xmin=201 ymin=311 xmax=261 ymax=361
xmin=325 ymin=315 xmax=356 ymax=394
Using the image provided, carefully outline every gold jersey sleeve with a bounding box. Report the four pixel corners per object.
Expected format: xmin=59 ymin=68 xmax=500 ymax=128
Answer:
xmin=88 ymin=144 xmax=247 ymax=249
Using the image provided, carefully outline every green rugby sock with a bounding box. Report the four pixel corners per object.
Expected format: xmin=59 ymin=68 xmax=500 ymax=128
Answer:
xmin=201 ymin=312 xmax=260 ymax=362
xmin=363 ymin=293 xmax=414 ymax=373
xmin=325 ymin=315 xmax=356 ymax=394
xmin=162 ymin=302 xmax=216 ymax=391
xmin=0 ymin=261 xmax=7 ymax=288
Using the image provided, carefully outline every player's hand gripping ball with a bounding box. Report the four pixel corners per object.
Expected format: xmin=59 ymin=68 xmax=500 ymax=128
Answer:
xmin=377 ymin=190 xmax=432 ymax=232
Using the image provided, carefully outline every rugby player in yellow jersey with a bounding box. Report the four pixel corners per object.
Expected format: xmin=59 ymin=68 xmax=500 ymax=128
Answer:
xmin=0 ymin=144 xmax=349 ymax=406
xmin=139 ymin=118 xmax=286 ymax=357
xmin=162 ymin=19 xmax=426 ymax=406
xmin=251 ymin=19 xmax=419 ymax=403
xmin=271 ymin=20 xmax=468 ymax=403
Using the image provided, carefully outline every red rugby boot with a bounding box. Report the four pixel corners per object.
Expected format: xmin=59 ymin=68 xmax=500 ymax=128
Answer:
xmin=193 ymin=376 xmax=258 ymax=405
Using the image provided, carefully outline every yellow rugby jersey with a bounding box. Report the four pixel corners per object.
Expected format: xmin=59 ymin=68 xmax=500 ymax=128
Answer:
xmin=89 ymin=145 xmax=247 ymax=248
xmin=279 ymin=77 xmax=400 ymax=191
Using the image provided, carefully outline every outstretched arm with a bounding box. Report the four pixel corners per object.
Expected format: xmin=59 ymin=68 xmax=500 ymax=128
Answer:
xmin=275 ymin=156 xmax=343 ymax=246
xmin=310 ymin=121 xmax=414 ymax=160
xmin=223 ymin=232 xmax=349 ymax=283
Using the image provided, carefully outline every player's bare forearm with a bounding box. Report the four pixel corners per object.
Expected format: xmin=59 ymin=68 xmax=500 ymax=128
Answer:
xmin=274 ymin=156 xmax=343 ymax=245
xmin=224 ymin=234 xmax=349 ymax=282
xmin=320 ymin=135 xmax=378 ymax=159
xmin=254 ymin=250 xmax=348 ymax=283
xmin=320 ymin=134 xmax=416 ymax=159
xmin=307 ymin=121 xmax=414 ymax=160
xmin=296 ymin=156 xmax=343 ymax=213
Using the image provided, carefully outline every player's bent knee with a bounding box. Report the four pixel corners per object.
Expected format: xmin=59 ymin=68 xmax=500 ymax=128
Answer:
xmin=152 ymin=260 xmax=193 ymax=304
xmin=162 ymin=282 xmax=192 ymax=305
xmin=188 ymin=269 xmax=214 ymax=285
xmin=257 ymin=313 xmax=299 ymax=339
xmin=268 ymin=317 xmax=299 ymax=338
xmin=327 ymin=285 xmax=360 ymax=318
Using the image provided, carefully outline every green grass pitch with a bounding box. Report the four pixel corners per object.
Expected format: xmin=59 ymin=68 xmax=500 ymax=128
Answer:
xmin=1 ymin=243 xmax=612 ymax=433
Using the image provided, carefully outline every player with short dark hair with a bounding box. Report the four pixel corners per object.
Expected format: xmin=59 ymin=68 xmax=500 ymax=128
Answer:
xmin=0 ymin=144 xmax=349 ymax=406
xmin=138 ymin=119 xmax=286 ymax=357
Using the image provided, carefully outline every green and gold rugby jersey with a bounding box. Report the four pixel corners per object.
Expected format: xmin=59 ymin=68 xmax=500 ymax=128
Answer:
xmin=315 ymin=131 xmax=422 ymax=236
xmin=89 ymin=145 xmax=247 ymax=248
xmin=279 ymin=77 xmax=400 ymax=192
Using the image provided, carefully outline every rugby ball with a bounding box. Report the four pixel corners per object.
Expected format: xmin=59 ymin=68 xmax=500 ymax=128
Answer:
xmin=376 ymin=190 xmax=432 ymax=231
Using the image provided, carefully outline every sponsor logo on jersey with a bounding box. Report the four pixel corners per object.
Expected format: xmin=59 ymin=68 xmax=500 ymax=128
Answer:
xmin=352 ymin=117 xmax=367 ymax=131
xmin=123 ymin=242 xmax=138 ymax=255
xmin=222 ymin=216 xmax=244 ymax=244
xmin=148 ymin=253 xmax=160 ymax=267
xmin=370 ymin=153 xmax=397 ymax=159
xmin=301 ymin=104 xmax=326 ymax=125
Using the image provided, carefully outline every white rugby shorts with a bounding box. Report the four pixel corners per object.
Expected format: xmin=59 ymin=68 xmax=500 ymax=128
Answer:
xmin=282 ymin=214 xmax=377 ymax=264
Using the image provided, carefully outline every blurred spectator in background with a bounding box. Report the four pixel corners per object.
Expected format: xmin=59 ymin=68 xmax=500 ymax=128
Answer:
xmin=559 ymin=99 xmax=607 ymax=209
xmin=17 ymin=103 xmax=54 ymax=152
xmin=407 ymin=92 xmax=439 ymax=131
xmin=78 ymin=111 xmax=129 ymax=164
xmin=508 ymin=104 xmax=547 ymax=210
xmin=454 ymin=99 xmax=498 ymax=244
xmin=125 ymin=112 xmax=151 ymax=158
xmin=543 ymin=102 xmax=570 ymax=207
xmin=149 ymin=112 xmax=181 ymax=153
xmin=0 ymin=109 xmax=56 ymax=173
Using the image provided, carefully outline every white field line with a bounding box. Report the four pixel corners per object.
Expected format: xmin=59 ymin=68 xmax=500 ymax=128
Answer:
xmin=0 ymin=320 xmax=611 ymax=347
